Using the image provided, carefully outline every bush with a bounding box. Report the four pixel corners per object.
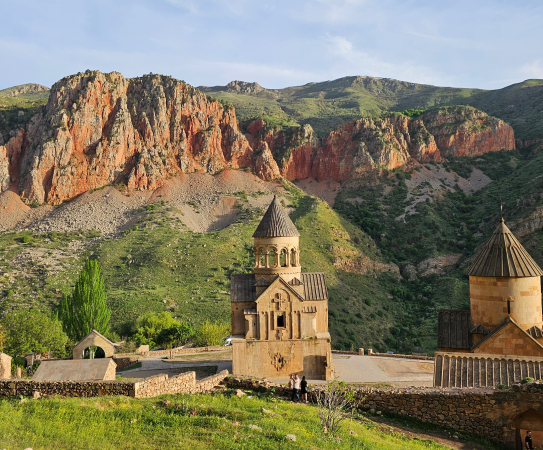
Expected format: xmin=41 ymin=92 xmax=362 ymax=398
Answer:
xmin=21 ymin=235 xmax=31 ymax=244
xmin=364 ymin=298 xmax=372 ymax=307
xmin=193 ymin=321 xmax=230 ymax=347
xmin=133 ymin=312 xmax=180 ymax=349
xmin=1 ymin=308 xmax=68 ymax=357
xmin=156 ymin=323 xmax=195 ymax=348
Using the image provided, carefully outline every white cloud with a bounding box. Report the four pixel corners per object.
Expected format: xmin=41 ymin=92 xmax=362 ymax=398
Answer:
xmin=520 ymin=60 xmax=543 ymax=79
xmin=165 ymin=0 xmax=198 ymax=14
xmin=324 ymin=35 xmax=451 ymax=86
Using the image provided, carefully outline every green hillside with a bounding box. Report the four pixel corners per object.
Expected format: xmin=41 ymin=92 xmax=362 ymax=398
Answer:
xmin=0 ymin=83 xmax=49 ymax=142
xmin=0 ymin=182 xmax=405 ymax=352
xmin=201 ymin=76 xmax=543 ymax=139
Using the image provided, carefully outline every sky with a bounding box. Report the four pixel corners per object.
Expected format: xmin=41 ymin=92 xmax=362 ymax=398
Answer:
xmin=1 ymin=0 xmax=543 ymax=91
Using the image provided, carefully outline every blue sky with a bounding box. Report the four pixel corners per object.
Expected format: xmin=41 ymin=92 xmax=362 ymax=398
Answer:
xmin=1 ymin=0 xmax=543 ymax=90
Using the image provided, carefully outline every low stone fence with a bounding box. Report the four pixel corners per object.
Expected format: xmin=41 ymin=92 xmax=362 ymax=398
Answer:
xmin=331 ymin=350 xmax=433 ymax=361
xmin=135 ymin=370 xmax=229 ymax=398
xmin=0 ymin=379 xmax=135 ymax=397
xmin=0 ymin=370 xmax=229 ymax=399
xmin=113 ymin=356 xmax=141 ymax=371
xmin=115 ymin=345 xmax=226 ymax=359
xmin=368 ymin=352 xmax=434 ymax=361
xmin=225 ymin=376 xmax=543 ymax=447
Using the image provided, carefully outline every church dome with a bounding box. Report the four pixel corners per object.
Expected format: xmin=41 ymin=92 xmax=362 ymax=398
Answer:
xmin=253 ymin=195 xmax=300 ymax=238
xmin=466 ymin=219 xmax=543 ymax=277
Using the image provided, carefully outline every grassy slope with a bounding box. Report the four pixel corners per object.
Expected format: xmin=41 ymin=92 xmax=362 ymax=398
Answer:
xmin=0 ymin=185 xmax=399 ymax=351
xmin=0 ymin=86 xmax=48 ymax=141
xmin=0 ymin=392 xmax=478 ymax=450
xmin=202 ymin=76 xmax=543 ymax=139
xmin=334 ymin=148 xmax=543 ymax=351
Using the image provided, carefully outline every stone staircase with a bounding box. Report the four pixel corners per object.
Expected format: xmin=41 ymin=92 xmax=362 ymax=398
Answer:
xmin=434 ymin=352 xmax=543 ymax=387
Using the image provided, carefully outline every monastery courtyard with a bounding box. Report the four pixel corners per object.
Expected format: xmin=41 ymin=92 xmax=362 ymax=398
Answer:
xmin=117 ymin=351 xmax=434 ymax=387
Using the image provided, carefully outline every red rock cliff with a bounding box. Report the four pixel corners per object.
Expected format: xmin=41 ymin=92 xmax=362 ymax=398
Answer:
xmin=0 ymin=71 xmax=516 ymax=204
xmin=10 ymin=71 xmax=254 ymax=204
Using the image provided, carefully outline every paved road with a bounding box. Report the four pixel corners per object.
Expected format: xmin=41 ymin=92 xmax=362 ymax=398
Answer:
xmin=118 ymin=352 xmax=433 ymax=386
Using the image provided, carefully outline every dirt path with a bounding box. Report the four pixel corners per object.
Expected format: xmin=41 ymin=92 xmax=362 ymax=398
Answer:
xmin=366 ymin=416 xmax=489 ymax=450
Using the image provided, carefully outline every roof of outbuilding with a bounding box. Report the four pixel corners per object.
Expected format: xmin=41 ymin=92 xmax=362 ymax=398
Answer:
xmin=252 ymin=196 xmax=300 ymax=238
xmin=466 ymin=219 xmax=543 ymax=277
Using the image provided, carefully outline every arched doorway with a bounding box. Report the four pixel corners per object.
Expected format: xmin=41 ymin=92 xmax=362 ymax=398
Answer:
xmin=513 ymin=409 xmax=543 ymax=450
xmin=83 ymin=346 xmax=106 ymax=359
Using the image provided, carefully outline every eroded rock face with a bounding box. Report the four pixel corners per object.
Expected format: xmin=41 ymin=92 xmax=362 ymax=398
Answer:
xmin=421 ymin=106 xmax=515 ymax=158
xmin=0 ymin=71 xmax=517 ymax=204
xmin=12 ymin=71 xmax=254 ymax=204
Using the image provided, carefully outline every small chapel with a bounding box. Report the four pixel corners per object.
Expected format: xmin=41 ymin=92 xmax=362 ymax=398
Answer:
xmin=438 ymin=218 xmax=543 ymax=356
xmin=230 ymin=196 xmax=334 ymax=380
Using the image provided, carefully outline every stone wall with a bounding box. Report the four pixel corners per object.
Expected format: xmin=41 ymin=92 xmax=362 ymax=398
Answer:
xmin=224 ymin=376 xmax=543 ymax=448
xmin=0 ymin=370 xmax=229 ymax=399
xmin=0 ymin=379 xmax=135 ymax=397
xmin=115 ymin=345 xmax=225 ymax=359
xmin=135 ymin=370 xmax=229 ymax=398
xmin=113 ymin=356 xmax=141 ymax=371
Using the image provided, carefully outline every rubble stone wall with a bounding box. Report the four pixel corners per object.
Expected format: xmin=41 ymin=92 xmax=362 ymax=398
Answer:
xmin=0 ymin=370 xmax=229 ymax=399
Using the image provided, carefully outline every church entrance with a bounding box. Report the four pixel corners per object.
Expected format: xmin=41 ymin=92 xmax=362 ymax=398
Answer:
xmin=513 ymin=409 xmax=543 ymax=450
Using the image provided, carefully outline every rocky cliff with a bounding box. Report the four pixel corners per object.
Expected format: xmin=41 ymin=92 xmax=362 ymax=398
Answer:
xmin=0 ymin=71 xmax=516 ymax=204
xmin=247 ymin=106 xmax=514 ymax=182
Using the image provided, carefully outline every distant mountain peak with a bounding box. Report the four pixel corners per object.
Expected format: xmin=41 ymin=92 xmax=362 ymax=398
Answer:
xmin=0 ymin=83 xmax=49 ymax=98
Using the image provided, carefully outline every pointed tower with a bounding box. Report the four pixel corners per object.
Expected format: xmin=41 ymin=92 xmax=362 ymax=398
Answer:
xmin=253 ymin=196 xmax=302 ymax=284
xmin=466 ymin=218 xmax=543 ymax=331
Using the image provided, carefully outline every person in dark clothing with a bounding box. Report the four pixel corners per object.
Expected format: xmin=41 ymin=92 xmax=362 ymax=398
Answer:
xmin=526 ymin=430 xmax=533 ymax=450
xmin=300 ymin=376 xmax=308 ymax=403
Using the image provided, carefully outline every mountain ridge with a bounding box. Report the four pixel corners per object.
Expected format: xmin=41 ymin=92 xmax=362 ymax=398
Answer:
xmin=0 ymin=70 xmax=515 ymax=205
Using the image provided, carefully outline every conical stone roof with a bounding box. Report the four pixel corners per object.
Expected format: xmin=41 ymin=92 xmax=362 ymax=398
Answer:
xmin=466 ymin=219 xmax=543 ymax=277
xmin=253 ymin=196 xmax=300 ymax=238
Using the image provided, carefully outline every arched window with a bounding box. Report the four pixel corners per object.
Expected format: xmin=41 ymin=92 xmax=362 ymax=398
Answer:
xmin=291 ymin=248 xmax=298 ymax=266
xmin=269 ymin=249 xmax=276 ymax=267
xmin=258 ymin=248 xmax=266 ymax=267
xmin=280 ymin=248 xmax=288 ymax=267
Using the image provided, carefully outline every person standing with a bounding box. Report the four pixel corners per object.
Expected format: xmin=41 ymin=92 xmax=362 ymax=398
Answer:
xmin=291 ymin=373 xmax=300 ymax=402
xmin=300 ymin=376 xmax=308 ymax=403
xmin=525 ymin=430 xmax=533 ymax=450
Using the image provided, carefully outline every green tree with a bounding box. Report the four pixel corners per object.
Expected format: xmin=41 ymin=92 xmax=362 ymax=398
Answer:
xmin=194 ymin=321 xmax=231 ymax=347
xmin=132 ymin=312 xmax=179 ymax=348
xmin=1 ymin=308 xmax=68 ymax=357
xmin=156 ymin=322 xmax=195 ymax=348
xmin=59 ymin=260 xmax=111 ymax=341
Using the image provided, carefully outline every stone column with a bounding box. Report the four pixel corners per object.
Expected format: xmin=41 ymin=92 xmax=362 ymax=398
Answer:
xmin=0 ymin=353 xmax=12 ymax=379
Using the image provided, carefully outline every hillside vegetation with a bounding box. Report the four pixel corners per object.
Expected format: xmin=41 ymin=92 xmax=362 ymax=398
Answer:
xmin=0 ymin=391 xmax=491 ymax=450
xmin=201 ymin=75 xmax=543 ymax=140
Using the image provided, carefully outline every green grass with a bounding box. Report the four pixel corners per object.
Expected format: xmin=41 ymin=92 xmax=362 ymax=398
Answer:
xmin=0 ymin=393 xmax=455 ymax=449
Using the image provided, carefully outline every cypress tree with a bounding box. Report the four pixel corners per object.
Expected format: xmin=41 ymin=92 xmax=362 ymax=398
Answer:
xmin=60 ymin=259 xmax=111 ymax=341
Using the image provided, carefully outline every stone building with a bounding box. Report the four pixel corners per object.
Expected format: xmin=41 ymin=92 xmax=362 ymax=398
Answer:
xmin=230 ymin=196 xmax=334 ymax=380
xmin=435 ymin=218 xmax=543 ymax=387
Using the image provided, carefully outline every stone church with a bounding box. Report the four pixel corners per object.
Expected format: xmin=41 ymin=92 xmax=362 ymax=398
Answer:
xmin=230 ymin=196 xmax=334 ymax=380
xmin=435 ymin=218 xmax=543 ymax=387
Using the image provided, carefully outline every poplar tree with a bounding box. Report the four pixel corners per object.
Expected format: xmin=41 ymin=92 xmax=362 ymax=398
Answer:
xmin=60 ymin=260 xmax=111 ymax=341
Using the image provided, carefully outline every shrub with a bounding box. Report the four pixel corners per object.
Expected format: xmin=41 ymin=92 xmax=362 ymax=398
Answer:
xmin=194 ymin=321 xmax=230 ymax=347
xmin=133 ymin=312 xmax=180 ymax=349
xmin=521 ymin=377 xmax=535 ymax=384
xmin=364 ymin=298 xmax=372 ymax=307
xmin=22 ymin=235 xmax=31 ymax=244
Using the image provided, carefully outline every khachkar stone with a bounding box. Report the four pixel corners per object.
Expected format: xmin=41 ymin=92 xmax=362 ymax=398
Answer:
xmin=230 ymin=195 xmax=334 ymax=380
xmin=435 ymin=218 xmax=543 ymax=387
xmin=0 ymin=353 xmax=12 ymax=379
